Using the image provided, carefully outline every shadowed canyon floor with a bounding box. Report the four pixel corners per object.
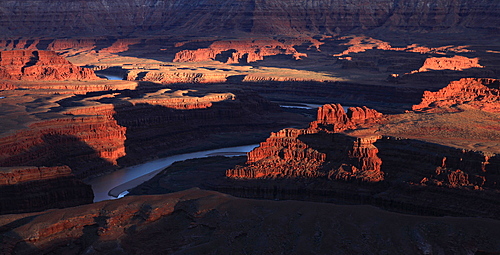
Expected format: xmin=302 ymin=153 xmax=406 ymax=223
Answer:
xmin=1 ymin=0 xmax=500 ymax=253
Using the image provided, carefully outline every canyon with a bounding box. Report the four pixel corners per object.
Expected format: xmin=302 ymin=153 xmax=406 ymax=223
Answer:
xmin=0 ymin=0 xmax=499 ymax=253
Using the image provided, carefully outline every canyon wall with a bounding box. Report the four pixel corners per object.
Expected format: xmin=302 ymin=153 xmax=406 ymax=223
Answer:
xmin=0 ymin=50 xmax=99 ymax=81
xmin=0 ymin=0 xmax=497 ymax=38
xmin=0 ymin=166 xmax=94 ymax=214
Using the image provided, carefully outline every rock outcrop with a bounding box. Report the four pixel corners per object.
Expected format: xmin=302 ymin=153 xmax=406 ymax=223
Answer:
xmin=0 ymin=50 xmax=99 ymax=81
xmin=126 ymin=70 xmax=229 ymax=84
xmin=227 ymin=104 xmax=384 ymax=181
xmin=412 ymin=78 xmax=500 ymax=112
xmin=1 ymin=188 xmax=500 ymax=255
xmin=310 ymin=103 xmax=383 ymax=132
xmin=0 ymin=166 xmax=94 ymax=214
xmin=173 ymin=39 xmax=307 ymax=63
xmin=0 ymin=116 xmax=127 ymax=178
xmin=412 ymin=56 xmax=483 ymax=73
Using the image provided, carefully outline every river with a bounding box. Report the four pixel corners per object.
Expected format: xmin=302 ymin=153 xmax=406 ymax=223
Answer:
xmin=278 ymin=102 xmax=351 ymax=112
xmin=100 ymin=73 xmax=124 ymax=80
xmin=85 ymin=144 xmax=259 ymax=202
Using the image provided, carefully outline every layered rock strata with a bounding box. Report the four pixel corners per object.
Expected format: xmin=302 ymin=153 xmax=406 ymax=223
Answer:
xmin=227 ymin=104 xmax=384 ymax=181
xmin=0 ymin=50 xmax=99 ymax=81
xmin=0 ymin=116 xmax=127 ymax=178
xmin=0 ymin=166 xmax=93 ymax=214
xmin=173 ymin=39 xmax=307 ymax=63
xmin=413 ymin=78 xmax=500 ymax=112
xmin=0 ymin=0 xmax=497 ymax=37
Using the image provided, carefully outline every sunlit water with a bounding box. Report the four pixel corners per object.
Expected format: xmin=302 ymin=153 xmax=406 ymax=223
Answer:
xmin=100 ymin=74 xmax=123 ymax=80
xmin=86 ymin=144 xmax=259 ymax=202
xmin=279 ymin=102 xmax=351 ymax=112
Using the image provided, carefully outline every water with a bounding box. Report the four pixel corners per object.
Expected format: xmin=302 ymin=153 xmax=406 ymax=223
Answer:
xmin=100 ymin=74 xmax=123 ymax=80
xmin=279 ymin=102 xmax=352 ymax=112
xmin=85 ymin=144 xmax=259 ymax=202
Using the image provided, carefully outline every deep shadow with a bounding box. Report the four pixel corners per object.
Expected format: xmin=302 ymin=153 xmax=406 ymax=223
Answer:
xmin=214 ymin=49 xmax=237 ymax=63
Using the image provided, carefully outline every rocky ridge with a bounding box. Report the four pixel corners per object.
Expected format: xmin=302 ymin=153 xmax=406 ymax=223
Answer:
xmin=413 ymin=78 xmax=500 ymax=112
xmin=1 ymin=188 xmax=500 ymax=255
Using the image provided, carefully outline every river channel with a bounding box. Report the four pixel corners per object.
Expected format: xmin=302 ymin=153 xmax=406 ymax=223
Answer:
xmin=85 ymin=144 xmax=259 ymax=202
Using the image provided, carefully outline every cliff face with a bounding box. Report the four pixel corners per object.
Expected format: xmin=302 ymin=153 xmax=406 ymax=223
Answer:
xmin=0 ymin=116 xmax=126 ymax=178
xmin=0 ymin=0 xmax=497 ymax=38
xmin=413 ymin=78 xmax=500 ymax=112
xmin=227 ymin=104 xmax=384 ymax=181
xmin=0 ymin=50 xmax=99 ymax=81
xmin=0 ymin=166 xmax=93 ymax=214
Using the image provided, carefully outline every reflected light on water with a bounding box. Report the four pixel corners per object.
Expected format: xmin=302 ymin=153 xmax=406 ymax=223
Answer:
xmin=86 ymin=144 xmax=258 ymax=202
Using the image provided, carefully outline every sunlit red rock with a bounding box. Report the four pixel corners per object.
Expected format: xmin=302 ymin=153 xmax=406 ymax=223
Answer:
xmin=412 ymin=78 xmax=500 ymax=112
xmin=0 ymin=50 xmax=99 ymax=81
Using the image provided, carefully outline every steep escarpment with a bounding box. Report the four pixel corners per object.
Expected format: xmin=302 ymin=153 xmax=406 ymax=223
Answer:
xmin=1 ymin=188 xmax=500 ymax=255
xmin=413 ymin=78 xmax=500 ymax=112
xmin=0 ymin=116 xmax=126 ymax=178
xmin=0 ymin=166 xmax=93 ymax=214
xmin=0 ymin=0 xmax=497 ymax=37
xmin=0 ymin=50 xmax=99 ymax=81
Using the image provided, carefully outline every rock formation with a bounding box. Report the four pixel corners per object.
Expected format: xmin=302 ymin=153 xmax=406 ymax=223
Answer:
xmin=0 ymin=50 xmax=99 ymax=81
xmin=126 ymin=70 xmax=229 ymax=84
xmin=0 ymin=166 xmax=93 ymax=214
xmin=412 ymin=78 xmax=500 ymax=112
xmin=173 ymin=39 xmax=307 ymax=64
xmin=412 ymin=55 xmax=483 ymax=73
xmin=0 ymin=116 xmax=127 ymax=178
xmin=223 ymin=102 xmax=500 ymax=219
xmin=1 ymin=188 xmax=500 ymax=255
xmin=227 ymin=104 xmax=384 ymax=181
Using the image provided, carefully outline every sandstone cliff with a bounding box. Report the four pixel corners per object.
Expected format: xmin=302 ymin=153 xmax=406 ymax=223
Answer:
xmin=0 ymin=50 xmax=99 ymax=81
xmin=412 ymin=78 xmax=500 ymax=112
xmin=227 ymin=104 xmax=384 ymax=181
xmin=173 ymin=39 xmax=307 ymax=63
xmin=0 ymin=166 xmax=93 ymax=214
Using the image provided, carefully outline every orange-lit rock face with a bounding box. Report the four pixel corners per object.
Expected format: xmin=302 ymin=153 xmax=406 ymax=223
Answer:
xmin=0 ymin=116 xmax=127 ymax=178
xmin=413 ymin=55 xmax=483 ymax=73
xmin=412 ymin=78 xmax=500 ymax=112
xmin=0 ymin=50 xmax=99 ymax=81
xmin=173 ymin=39 xmax=308 ymax=63
xmin=227 ymin=104 xmax=384 ymax=181
xmin=310 ymin=104 xmax=383 ymax=132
